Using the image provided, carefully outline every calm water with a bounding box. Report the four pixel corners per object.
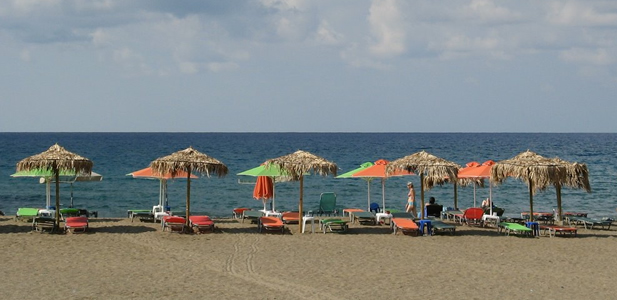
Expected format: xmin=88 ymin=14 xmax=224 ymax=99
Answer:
xmin=0 ymin=133 xmax=615 ymax=218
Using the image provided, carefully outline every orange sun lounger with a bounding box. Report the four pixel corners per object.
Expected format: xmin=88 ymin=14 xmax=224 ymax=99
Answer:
xmin=540 ymin=225 xmax=577 ymax=237
xmin=259 ymin=216 xmax=285 ymax=234
xmin=282 ymin=212 xmax=300 ymax=224
xmin=64 ymin=216 xmax=89 ymax=233
xmin=189 ymin=215 xmax=215 ymax=233
xmin=391 ymin=218 xmax=419 ymax=236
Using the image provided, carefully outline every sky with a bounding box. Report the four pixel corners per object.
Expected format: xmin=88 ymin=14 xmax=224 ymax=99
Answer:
xmin=1 ymin=0 xmax=616 ymax=132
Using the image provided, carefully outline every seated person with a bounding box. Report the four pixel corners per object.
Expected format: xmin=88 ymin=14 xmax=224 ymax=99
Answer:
xmin=424 ymin=197 xmax=443 ymax=218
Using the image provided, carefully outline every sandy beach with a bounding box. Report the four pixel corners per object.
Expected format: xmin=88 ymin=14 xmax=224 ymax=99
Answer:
xmin=1 ymin=216 xmax=616 ymax=300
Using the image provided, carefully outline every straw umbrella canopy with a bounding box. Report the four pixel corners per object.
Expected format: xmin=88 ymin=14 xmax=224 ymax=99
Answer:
xmin=387 ymin=151 xmax=460 ymax=219
xmin=150 ymin=147 xmax=228 ymax=230
xmin=265 ymin=150 xmax=337 ymax=232
xmin=16 ymin=144 xmax=93 ymax=229
xmin=491 ymin=150 xmax=590 ymax=222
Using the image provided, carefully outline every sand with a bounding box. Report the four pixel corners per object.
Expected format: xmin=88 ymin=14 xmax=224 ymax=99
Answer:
xmin=0 ymin=216 xmax=616 ymax=300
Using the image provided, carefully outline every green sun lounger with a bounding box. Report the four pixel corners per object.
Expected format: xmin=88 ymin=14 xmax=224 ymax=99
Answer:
xmin=320 ymin=218 xmax=348 ymax=233
xmin=567 ymin=216 xmax=612 ymax=230
xmin=353 ymin=211 xmax=376 ymax=225
xmin=59 ymin=208 xmax=80 ymax=218
xmin=242 ymin=210 xmax=264 ymax=223
xmin=499 ymin=222 xmax=533 ymax=237
xmin=15 ymin=208 xmax=40 ymax=222
xmin=431 ymin=220 xmax=456 ymax=235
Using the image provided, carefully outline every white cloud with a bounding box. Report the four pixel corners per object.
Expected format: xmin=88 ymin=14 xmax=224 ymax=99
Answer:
xmin=368 ymin=0 xmax=405 ymax=57
xmin=547 ymin=1 xmax=617 ymax=26
xmin=312 ymin=20 xmax=343 ymax=45
xmin=560 ymin=48 xmax=615 ymax=65
xmin=19 ymin=49 xmax=31 ymax=62
xmin=463 ymin=0 xmax=522 ymax=24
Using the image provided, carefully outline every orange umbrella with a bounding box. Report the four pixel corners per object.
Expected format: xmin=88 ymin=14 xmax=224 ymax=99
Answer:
xmin=128 ymin=167 xmax=197 ymax=180
xmin=253 ymin=176 xmax=274 ymax=211
xmin=127 ymin=167 xmax=198 ymax=209
xmin=458 ymin=160 xmax=495 ymax=212
xmin=352 ymin=159 xmax=413 ymax=212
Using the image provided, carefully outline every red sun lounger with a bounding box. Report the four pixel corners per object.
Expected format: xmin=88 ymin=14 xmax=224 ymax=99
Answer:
xmin=189 ymin=215 xmax=215 ymax=233
xmin=392 ymin=218 xmax=419 ymax=236
xmin=64 ymin=216 xmax=89 ymax=233
xmin=259 ymin=216 xmax=285 ymax=234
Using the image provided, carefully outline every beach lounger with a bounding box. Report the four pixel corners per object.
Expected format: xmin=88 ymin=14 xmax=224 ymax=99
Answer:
xmin=60 ymin=208 xmax=80 ymax=219
xmin=540 ymin=225 xmax=577 ymax=237
xmin=431 ymin=220 xmax=456 ymax=235
xmin=314 ymin=192 xmax=337 ymax=216
xmin=32 ymin=216 xmax=56 ymax=233
xmin=353 ymin=211 xmax=377 ymax=225
xmin=258 ymin=217 xmax=285 ymax=234
xmin=567 ymin=216 xmax=612 ymax=230
xmin=127 ymin=209 xmax=154 ymax=222
xmin=16 ymin=208 xmax=40 ymax=222
xmin=242 ymin=210 xmax=264 ymax=223
xmin=319 ymin=218 xmax=349 ymax=233
xmin=162 ymin=216 xmax=186 ymax=233
xmin=282 ymin=212 xmax=300 ymax=224
xmin=391 ymin=218 xmax=419 ymax=236
xmin=461 ymin=208 xmax=484 ymax=226
xmin=343 ymin=208 xmax=364 ymax=221
xmin=233 ymin=208 xmax=251 ymax=219
xmin=189 ymin=216 xmax=215 ymax=233
xmin=64 ymin=216 xmax=88 ymax=233
xmin=499 ymin=222 xmax=533 ymax=237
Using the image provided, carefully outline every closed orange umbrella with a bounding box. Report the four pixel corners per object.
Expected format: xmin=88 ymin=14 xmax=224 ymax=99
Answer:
xmin=352 ymin=159 xmax=413 ymax=212
xmin=253 ymin=176 xmax=274 ymax=211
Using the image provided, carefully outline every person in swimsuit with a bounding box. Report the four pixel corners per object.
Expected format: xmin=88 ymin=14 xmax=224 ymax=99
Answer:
xmin=405 ymin=182 xmax=417 ymax=217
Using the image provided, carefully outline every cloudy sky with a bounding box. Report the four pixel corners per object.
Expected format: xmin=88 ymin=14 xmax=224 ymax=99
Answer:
xmin=1 ymin=0 xmax=616 ymax=132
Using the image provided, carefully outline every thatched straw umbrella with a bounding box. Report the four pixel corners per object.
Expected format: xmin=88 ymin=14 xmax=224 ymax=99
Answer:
xmin=16 ymin=144 xmax=93 ymax=229
xmin=491 ymin=150 xmax=590 ymax=223
xmin=265 ymin=150 xmax=337 ymax=232
xmin=387 ymin=151 xmax=460 ymax=219
xmin=150 ymin=147 xmax=228 ymax=230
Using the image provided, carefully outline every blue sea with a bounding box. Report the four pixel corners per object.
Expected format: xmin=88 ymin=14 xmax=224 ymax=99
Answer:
xmin=0 ymin=133 xmax=615 ymax=219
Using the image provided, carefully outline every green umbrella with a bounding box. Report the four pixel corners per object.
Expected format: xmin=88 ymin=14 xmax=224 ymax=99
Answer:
xmin=237 ymin=163 xmax=294 ymax=211
xmin=336 ymin=162 xmax=374 ymax=210
xmin=11 ymin=168 xmax=102 ymax=208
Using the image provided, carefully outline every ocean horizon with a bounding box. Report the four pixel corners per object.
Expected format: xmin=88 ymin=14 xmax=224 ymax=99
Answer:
xmin=1 ymin=132 xmax=615 ymax=219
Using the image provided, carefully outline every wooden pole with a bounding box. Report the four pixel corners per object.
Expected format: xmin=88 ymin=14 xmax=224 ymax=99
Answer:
xmin=298 ymin=175 xmax=304 ymax=233
xmin=186 ymin=167 xmax=191 ymax=230
xmin=54 ymin=165 xmax=60 ymax=230
xmin=556 ymin=183 xmax=563 ymax=223
xmin=420 ymin=173 xmax=425 ymax=219
xmin=528 ymin=179 xmax=534 ymax=222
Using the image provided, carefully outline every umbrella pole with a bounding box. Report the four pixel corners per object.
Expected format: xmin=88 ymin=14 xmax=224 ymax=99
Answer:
xmin=272 ymin=178 xmax=276 ymax=212
xmin=298 ymin=175 xmax=304 ymax=233
xmin=54 ymin=166 xmax=60 ymax=230
xmin=556 ymin=183 xmax=563 ymax=223
xmin=367 ymin=179 xmax=371 ymax=211
xmin=420 ymin=173 xmax=425 ymax=219
xmin=46 ymin=179 xmax=51 ymax=209
xmin=489 ymin=180 xmax=493 ymax=216
xmin=70 ymin=183 xmax=74 ymax=208
xmin=381 ymin=178 xmax=386 ymax=213
xmin=186 ymin=169 xmax=191 ymax=230
xmin=473 ymin=184 xmax=477 ymax=207
xmin=528 ymin=179 xmax=534 ymax=222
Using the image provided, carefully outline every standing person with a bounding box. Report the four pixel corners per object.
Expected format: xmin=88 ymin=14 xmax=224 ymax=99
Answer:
xmin=405 ymin=182 xmax=417 ymax=217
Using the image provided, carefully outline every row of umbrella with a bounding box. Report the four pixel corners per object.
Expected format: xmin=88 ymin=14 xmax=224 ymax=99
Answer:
xmin=14 ymin=144 xmax=590 ymax=231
